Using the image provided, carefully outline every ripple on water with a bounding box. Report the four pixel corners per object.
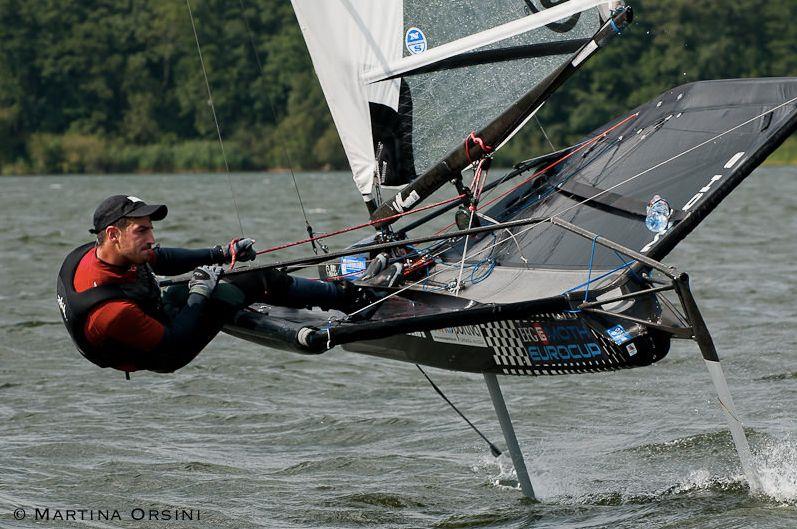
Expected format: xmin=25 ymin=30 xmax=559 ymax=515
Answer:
xmin=326 ymin=492 xmax=426 ymax=509
xmin=757 ymin=371 xmax=797 ymax=381
xmin=4 ymin=320 xmax=62 ymax=331
xmin=1 ymin=169 xmax=795 ymax=528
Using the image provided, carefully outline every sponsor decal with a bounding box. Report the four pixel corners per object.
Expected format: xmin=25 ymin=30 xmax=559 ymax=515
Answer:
xmin=340 ymin=255 xmax=367 ymax=278
xmin=405 ymin=27 xmax=427 ymax=55
xmin=406 ymin=331 xmax=426 ymax=338
xmin=524 ymin=322 xmax=602 ymax=363
xmin=517 ymin=323 xmax=548 ymax=344
xmin=57 ymin=295 xmax=68 ymax=321
xmin=430 ymin=325 xmax=486 ymax=347
xmin=324 ymin=263 xmax=339 ymax=278
xmin=392 ymin=190 xmax=420 ymax=212
xmin=606 ymin=324 xmax=632 ymax=345
xmin=626 ymin=343 xmax=638 ymax=356
xmin=527 ymin=343 xmax=602 ymax=362
xmin=542 ymin=323 xmax=591 ymax=342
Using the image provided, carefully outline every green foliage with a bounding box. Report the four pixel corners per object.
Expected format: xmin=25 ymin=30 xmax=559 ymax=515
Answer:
xmin=0 ymin=0 xmax=795 ymax=175
xmin=763 ymin=136 xmax=797 ymax=166
xmin=533 ymin=1 xmax=797 ymax=150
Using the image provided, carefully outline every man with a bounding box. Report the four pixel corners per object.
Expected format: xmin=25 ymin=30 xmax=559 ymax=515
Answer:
xmin=57 ymin=195 xmax=349 ymax=376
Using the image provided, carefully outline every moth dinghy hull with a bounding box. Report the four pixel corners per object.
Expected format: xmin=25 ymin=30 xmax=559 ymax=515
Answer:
xmin=160 ymin=0 xmax=797 ymax=500
xmin=211 ymin=73 xmax=797 ymax=498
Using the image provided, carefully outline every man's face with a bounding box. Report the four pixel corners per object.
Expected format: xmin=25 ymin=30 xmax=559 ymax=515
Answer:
xmin=113 ymin=217 xmax=156 ymax=265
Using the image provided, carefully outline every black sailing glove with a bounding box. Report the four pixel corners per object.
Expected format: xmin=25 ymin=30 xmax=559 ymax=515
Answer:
xmin=188 ymin=265 xmax=224 ymax=299
xmin=216 ymin=238 xmax=257 ymax=264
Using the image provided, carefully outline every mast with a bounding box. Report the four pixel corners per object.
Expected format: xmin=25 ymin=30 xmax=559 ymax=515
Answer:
xmin=370 ymin=5 xmax=633 ymax=227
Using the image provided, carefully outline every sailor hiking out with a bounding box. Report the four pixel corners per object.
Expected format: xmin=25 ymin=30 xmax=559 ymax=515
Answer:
xmin=56 ymin=195 xmax=361 ymax=375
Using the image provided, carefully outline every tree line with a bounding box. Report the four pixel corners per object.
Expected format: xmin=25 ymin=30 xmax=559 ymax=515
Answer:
xmin=0 ymin=0 xmax=795 ymax=175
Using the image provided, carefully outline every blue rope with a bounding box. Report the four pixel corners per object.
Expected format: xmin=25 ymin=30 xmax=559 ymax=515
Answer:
xmin=471 ymin=258 xmax=496 ymax=284
xmin=564 ymin=259 xmax=635 ymax=295
xmin=583 ymin=235 xmax=598 ymax=302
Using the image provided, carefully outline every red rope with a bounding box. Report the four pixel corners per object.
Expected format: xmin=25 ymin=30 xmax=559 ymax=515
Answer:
xmin=255 ymin=193 xmax=465 ymax=256
xmin=227 ymin=237 xmax=240 ymax=271
xmin=254 ymin=113 xmax=637 ymax=259
xmin=464 ymin=132 xmax=493 ymax=165
xmin=432 ymin=112 xmax=639 ymax=236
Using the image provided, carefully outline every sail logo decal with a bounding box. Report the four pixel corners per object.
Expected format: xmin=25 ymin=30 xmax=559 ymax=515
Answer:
xmin=57 ymin=295 xmax=68 ymax=321
xmin=405 ymin=27 xmax=427 ymax=55
xmin=682 ymin=174 xmax=724 ymax=212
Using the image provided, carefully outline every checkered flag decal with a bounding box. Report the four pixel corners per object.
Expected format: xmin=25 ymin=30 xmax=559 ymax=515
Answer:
xmin=482 ymin=321 xmax=535 ymax=375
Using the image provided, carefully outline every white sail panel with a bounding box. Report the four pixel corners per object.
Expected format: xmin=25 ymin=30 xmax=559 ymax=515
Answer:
xmin=291 ymin=0 xmax=403 ymax=198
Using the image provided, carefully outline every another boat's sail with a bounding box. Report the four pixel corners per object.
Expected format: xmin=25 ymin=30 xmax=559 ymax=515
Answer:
xmin=291 ymin=0 xmax=623 ymax=202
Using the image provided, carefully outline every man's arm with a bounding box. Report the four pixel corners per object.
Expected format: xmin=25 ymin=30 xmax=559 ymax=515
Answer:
xmin=150 ymin=238 xmax=256 ymax=276
xmin=150 ymin=247 xmax=224 ymax=276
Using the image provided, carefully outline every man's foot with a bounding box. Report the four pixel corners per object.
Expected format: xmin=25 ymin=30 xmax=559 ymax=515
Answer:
xmin=369 ymin=262 xmax=404 ymax=288
xmin=336 ymin=280 xmax=382 ymax=321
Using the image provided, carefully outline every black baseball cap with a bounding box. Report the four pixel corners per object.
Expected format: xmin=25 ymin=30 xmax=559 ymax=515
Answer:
xmin=90 ymin=195 xmax=168 ymax=234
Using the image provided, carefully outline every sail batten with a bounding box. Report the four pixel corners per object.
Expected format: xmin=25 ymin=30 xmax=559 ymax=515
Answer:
xmin=363 ymin=0 xmax=609 ymax=84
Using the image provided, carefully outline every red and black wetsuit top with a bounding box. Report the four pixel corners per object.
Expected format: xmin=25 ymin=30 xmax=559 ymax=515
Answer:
xmin=57 ymin=243 xmax=227 ymax=373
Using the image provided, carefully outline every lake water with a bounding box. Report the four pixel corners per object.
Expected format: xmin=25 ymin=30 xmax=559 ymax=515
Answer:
xmin=0 ymin=167 xmax=795 ymax=528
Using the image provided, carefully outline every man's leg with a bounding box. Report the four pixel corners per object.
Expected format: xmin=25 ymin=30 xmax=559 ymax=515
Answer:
xmin=162 ymin=282 xmax=248 ymax=321
xmin=223 ymin=268 xmax=346 ymax=310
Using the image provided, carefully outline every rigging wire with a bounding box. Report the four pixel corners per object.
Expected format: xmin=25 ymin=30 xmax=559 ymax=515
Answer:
xmin=185 ymin=0 xmax=245 ymax=237
xmin=237 ymin=0 xmax=320 ymax=253
xmin=254 ymin=192 xmax=467 ymax=256
xmin=416 ymin=365 xmax=502 ymax=458
xmin=535 ymin=115 xmax=557 ymax=151
xmin=253 ymin=113 xmax=637 ymax=259
xmin=455 ymin=157 xmax=490 ymax=296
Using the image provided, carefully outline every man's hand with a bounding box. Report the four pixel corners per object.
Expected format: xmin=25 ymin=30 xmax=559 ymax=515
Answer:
xmin=223 ymin=238 xmax=257 ymax=263
xmin=188 ymin=265 xmax=224 ymax=298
